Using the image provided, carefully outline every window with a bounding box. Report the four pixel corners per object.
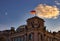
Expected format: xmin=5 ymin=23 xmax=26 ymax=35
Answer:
xmin=24 ymin=35 xmax=26 ymax=41
xmin=14 ymin=37 xmax=17 ymax=41
xmin=13 ymin=37 xmax=22 ymax=41
xmin=17 ymin=37 xmax=21 ymax=41
xmin=29 ymin=34 xmax=32 ymax=40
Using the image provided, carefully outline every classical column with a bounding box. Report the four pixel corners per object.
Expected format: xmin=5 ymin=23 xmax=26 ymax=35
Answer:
xmin=30 ymin=33 xmax=34 ymax=41
xmin=22 ymin=36 xmax=24 ymax=41
xmin=34 ymin=32 xmax=38 ymax=41
xmin=38 ymin=33 xmax=41 ymax=41
xmin=23 ymin=35 xmax=27 ymax=41
xmin=26 ymin=34 xmax=29 ymax=41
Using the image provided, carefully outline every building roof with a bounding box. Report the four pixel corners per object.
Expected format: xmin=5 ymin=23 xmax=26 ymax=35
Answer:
xmin=27 ymin=16 xmax=45 ymax=22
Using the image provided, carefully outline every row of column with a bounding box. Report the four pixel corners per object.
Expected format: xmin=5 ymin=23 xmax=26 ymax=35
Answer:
xmin=11 ymin=33 xmax=60 ymax=41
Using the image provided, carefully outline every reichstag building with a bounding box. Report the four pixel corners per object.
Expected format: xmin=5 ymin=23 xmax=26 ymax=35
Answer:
xmin=0 ymin=16 xmax=60 ymax=41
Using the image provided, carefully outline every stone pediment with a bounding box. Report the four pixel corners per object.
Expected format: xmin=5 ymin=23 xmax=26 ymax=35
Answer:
xmin=27 ymin=16 xmax=45 ymax=22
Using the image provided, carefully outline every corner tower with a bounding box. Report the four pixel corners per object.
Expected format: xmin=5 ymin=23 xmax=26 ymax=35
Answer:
xmin=27 ymin=16 xmax=45 ymax=30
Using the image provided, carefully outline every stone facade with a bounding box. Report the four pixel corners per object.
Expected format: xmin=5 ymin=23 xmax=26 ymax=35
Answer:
xmin=0 ymin=16 xmax=60 ymax=41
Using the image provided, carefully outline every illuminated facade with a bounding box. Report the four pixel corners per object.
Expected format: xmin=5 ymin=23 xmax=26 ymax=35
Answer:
xmin=0 ymin=16 xmax=60 ymax=41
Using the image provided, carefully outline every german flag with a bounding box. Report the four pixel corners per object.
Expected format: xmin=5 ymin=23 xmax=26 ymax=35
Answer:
xmin=30 ymin=10 xmax=36 ymax=14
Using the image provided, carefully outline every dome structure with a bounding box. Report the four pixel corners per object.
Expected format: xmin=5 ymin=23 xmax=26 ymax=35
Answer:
xmin=16 ymin=25 xmax=26 ymax=32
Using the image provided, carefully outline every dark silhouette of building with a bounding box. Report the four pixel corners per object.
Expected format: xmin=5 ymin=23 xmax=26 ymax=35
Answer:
xmin=0 ymin=16 xmax=60 ymax=41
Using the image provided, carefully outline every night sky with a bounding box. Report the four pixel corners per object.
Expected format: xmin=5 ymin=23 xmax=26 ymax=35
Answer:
xmin=0 ymin=0 xmax=60 ymax=32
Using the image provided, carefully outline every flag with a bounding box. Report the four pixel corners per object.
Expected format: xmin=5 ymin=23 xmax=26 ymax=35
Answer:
xmin=30 ymin=10 xmax=36 ymax=14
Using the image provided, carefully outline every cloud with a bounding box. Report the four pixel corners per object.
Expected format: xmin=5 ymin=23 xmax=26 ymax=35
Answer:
xmin=55 ymin=1 xmax=60 ymax=5
xmin=35 ymin=4 xmax=60 ymax=19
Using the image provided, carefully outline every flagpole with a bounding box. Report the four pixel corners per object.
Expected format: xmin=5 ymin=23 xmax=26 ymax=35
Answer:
xmin=35 ymin=11 xmax=36 ymax=16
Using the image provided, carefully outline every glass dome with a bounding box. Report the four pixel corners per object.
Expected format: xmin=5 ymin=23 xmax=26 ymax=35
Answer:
xmin=16 ymin=25 xmax=26 ymax=32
